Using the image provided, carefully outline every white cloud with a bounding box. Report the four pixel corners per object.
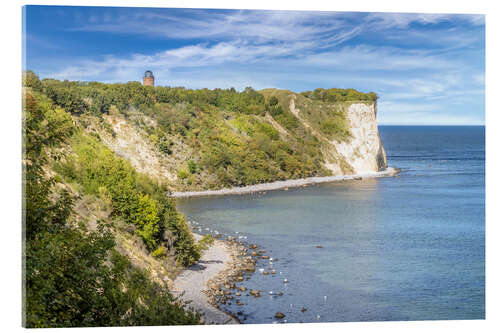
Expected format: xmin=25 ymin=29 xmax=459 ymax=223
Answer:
xmin=48 ymin=39 xmax=319 ymax=80
xmin=41 ymin=9 xmax=484 ymax=125
xmin=71 ymin=10 xmax=350 ymax=44
xmin=365 ymin=13 xmax=484 ymax=29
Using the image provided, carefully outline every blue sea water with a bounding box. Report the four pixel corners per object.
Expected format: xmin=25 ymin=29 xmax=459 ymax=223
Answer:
xmin=176 ymin=126 xmax=485 ymax=323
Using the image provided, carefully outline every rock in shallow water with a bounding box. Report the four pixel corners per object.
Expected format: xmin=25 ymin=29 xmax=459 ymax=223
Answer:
xmin=250 ymin=289 xmax=261 ymax=297
xmin=274 ymin=312 xmax=286 ymax=319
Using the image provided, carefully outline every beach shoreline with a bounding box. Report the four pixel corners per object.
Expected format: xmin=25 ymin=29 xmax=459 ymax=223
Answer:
xmin=172 ymin=234 xmax=251 ymax=325
xmin=172 ymin=167 xmax=399 ymax=198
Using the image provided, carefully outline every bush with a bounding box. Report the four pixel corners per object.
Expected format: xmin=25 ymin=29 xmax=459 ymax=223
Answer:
xmin=177 ymin=168 xmax=189 ymax=180
xmin=187 ymin=160 xmax=198 ymax=174
xmin=197 ymin=234 xmax=215 ymax=252
xmin=132 ymin=194 xmax=161 ymax=251
xmin=152 ymin=245 xmax=167 ymax=258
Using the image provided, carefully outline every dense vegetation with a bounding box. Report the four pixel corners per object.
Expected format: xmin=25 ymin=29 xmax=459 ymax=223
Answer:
xmin=54 ymin=131 xmax=200 ymax=265
xmin=23 ymin=71 xmax=377 ymax=190
xmin=300 ymin=88 xmax=378 ymax=103
xmin=23 ymin=87 xmax=201 ymax=327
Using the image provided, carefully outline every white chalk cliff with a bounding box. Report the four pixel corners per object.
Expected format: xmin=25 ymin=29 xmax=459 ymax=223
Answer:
xmin=287 ymin=95 xmax=387 ymax=175
xmin=331 ymin=102 xmax=387 ymax=174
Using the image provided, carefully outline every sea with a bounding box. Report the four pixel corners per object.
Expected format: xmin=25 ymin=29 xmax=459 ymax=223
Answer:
xmin=176 ymin=126 xmax=485 ymax=323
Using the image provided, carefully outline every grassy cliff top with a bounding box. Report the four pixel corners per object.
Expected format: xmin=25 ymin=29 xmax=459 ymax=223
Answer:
xmin=24 ymin=71 xmax=377 ymax=117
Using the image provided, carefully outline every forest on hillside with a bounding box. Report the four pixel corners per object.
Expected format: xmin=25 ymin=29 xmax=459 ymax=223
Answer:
xmin=23 ymin=71 xmax=378 ymax=191
xmin=23 ymin=76 xmax=206 ymax=327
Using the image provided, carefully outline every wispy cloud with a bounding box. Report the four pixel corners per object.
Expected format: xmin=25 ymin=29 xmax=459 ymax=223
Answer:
xmin=365 ymin=12 xmax=484 ymax=29
xmin=29 ymin=7 xmax=484 ymax=125
xmin=71 ymin=9 xmax=351 ymax=43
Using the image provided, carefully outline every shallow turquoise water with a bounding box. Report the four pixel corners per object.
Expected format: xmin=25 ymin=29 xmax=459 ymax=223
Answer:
xmin=176 ymin=126 xmax=485 ymax=323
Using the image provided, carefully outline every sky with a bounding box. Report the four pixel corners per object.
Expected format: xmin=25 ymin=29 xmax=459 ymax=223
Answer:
xmin=23 ymin=6 xmax=485 ymax=125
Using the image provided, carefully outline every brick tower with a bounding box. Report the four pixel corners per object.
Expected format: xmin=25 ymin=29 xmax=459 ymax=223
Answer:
xmin=143 ymin=70 xmax=154 ymax=86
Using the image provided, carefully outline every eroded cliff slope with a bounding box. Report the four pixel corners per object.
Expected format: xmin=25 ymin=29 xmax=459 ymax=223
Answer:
xmin=33 ymin=77 xmax=388 ymax=192
xmin=261 ymin=89 xmax=387 ymax=176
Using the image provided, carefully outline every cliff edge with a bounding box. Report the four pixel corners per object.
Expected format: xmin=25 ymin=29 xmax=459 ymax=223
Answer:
xmin=331 ymin=102 xmax=387 ymax=174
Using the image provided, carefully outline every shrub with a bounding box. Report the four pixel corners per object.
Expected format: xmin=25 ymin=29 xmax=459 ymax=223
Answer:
xmin=152 ymin=245 xmax=167 ymax=258
xmin=132 ymin=194 xmax=161 ymax=251
xmin=197 ymin=234 xmax=215 ymax=252
xmin=187 ymin=160 xmax=198 ymax=174
xmin=177 ymin=168 xmax=189 ymax=180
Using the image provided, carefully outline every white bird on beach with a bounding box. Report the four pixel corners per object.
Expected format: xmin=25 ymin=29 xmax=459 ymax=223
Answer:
xmin=283 ymin=278 xmax=288 ymax=283
xmin=269 ymin=257 xmax=273 ymax=261
xmin=269 ymin=291 xmax=273 ymax=295
xmin=258 ymin=268 xmax=265 ymax=273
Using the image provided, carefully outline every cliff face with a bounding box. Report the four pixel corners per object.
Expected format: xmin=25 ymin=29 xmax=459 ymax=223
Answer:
xmin=266 ymin=91 xmax=387 ymax=176
xmin=85 ymin=89 xmax=388 ymax=191
xmin=330 ymin=102 xmax=387 ymax=174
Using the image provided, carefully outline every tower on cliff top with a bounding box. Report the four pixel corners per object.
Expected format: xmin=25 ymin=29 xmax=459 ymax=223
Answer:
xmin=143 ymin=70 xmax=154 ymax=86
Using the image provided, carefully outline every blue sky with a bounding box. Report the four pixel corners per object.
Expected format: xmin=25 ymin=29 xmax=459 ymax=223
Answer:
xmin=23 ymin=6 xmax=485 ymax=125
